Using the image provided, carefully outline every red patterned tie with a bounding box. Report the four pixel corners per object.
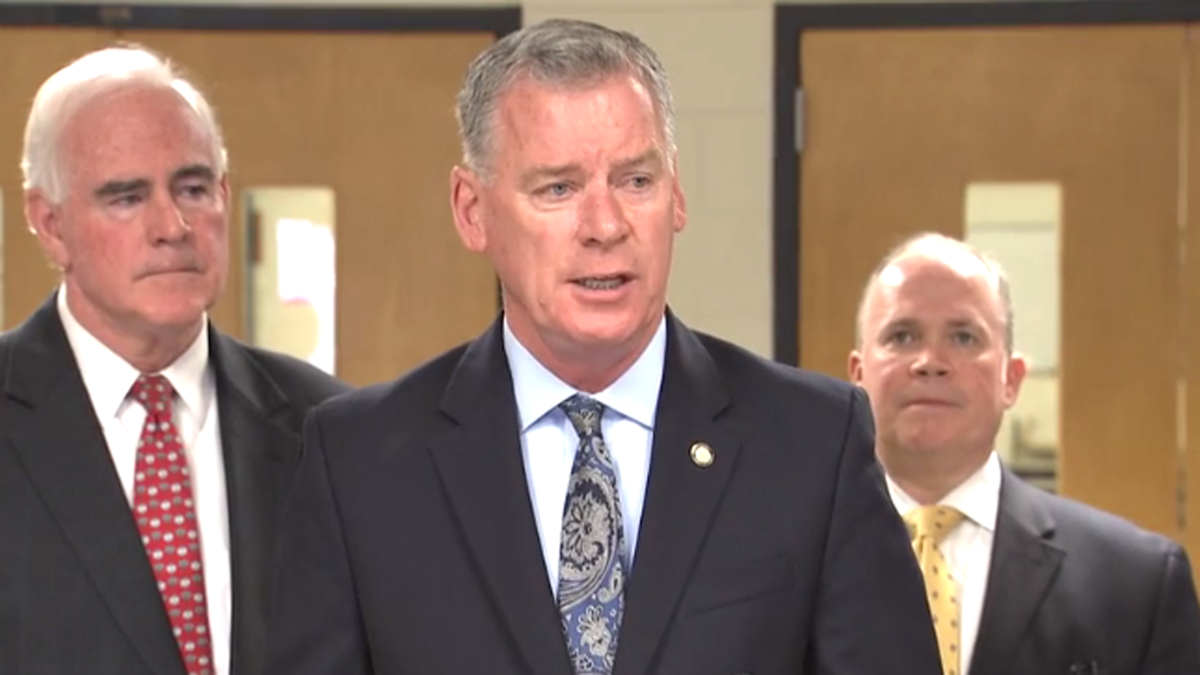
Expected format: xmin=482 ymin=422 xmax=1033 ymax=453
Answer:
xmin=130 ymin=374 xmax=215 ymax=675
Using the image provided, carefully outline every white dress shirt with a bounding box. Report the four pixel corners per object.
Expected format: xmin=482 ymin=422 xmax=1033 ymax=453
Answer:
xmin=57 ymin=289 xmax=232 ymax=675
xmin=887 ymin=451 xmax=1002 ymax=675
xmin=503 ymin=317 xmax=666 ymax=595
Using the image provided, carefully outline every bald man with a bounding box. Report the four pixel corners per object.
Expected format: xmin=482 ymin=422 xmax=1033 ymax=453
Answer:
xmin=849 ymin=232 xmax=1200 ymax=675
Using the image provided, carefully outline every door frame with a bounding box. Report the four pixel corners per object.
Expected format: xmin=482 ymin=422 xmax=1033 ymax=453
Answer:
xmin=0 ymin=3 xmax=519 ymax=33
xmin=773 ymin=0 xmax=1200 ymax=365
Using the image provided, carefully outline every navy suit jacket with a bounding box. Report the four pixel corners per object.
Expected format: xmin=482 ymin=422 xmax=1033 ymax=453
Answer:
xmin=0 ymin=295 xmax=349 ymax=675
xmin=266 ymin=314 xmax=942 ymax=675
xmin=968 ymin=469 xmax=1200 ymax=675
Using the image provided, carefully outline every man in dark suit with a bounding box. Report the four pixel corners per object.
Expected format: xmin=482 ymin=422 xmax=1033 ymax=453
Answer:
xmin=265 ymin=19 xmax=941 ymax=675
xmin=0 ymin=46 xmax=348 ymax=675
xmin=848 ymin=232 xmax=1200 ymax=675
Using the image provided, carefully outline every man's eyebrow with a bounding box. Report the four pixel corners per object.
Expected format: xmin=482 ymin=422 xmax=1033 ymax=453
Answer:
xmin=171 ymin=164 xmax=216 ymax=183
xmin=880 ymin=317 xmax=983 ymax=334
xmin=518 ymin=150 xmax=666 ymax=189
xmin=882 ymin=317 xmax=917 ymax=329
xmin=522 ymin=163 xmax=581 ymax=180
xmin=519 ymin=163 xmax=582 ymax=189
xmin=946 ymin=318 xmax=982 ymax=329
xmin=612 ymin=149 xmax=663 ymax=173
xmin=94 ymin=178 xmax=150 ymax=199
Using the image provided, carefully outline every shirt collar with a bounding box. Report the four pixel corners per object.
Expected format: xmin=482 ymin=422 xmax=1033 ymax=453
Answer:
xmin=57 ymin=285 xmax=212 ymax=421
xmin=502 ymin=316 xmax=667 ymax=432
xmin=886 ymin=451 xmax=1002 ymax=533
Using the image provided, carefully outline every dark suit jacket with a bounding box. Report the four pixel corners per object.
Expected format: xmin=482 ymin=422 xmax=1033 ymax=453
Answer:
xmin=0 ymin=295 xmax=350 ymax=675
xmin=969 ymin=468 xmax=1200 ymax=675
xmin=266 ymin=314 xmax=942 ymax=675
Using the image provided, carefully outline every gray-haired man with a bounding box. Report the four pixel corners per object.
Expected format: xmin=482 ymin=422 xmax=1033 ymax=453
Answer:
xmin=1 ymin=45 xmax=348 ymax=675
xmin=266 ymin=19 xmax=941 ymax=675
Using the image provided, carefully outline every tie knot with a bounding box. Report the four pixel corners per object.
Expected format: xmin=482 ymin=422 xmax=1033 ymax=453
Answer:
xmin=904 ymin=505 xmax=965 ymax=544
xmin=559 ymin=394 xmax=605 ymax=437
xmin=130 ymin=374 xmax=175 ymax=412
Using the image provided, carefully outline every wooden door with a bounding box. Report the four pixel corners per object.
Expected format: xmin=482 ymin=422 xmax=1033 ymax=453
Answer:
xmin=800 ymin=26 xmax=1186 ymax=547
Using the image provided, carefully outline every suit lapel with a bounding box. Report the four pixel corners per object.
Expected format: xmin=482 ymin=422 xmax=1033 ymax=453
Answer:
xmin=428 ymin=321 xmax=572 ymax=675
xmin=3 ymin=296 xmax=185 ymax=675
xmin=210 ymin=331 xmax=298 ymax=675
xmin=968 ymin=469 xmax=1064 ymax=675
xmin=613 ymin=316 xmax=739 ymax=675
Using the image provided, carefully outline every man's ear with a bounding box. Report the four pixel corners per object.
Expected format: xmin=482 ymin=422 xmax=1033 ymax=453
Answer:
xmin=218 ymin=174 xmax=231 ymax=210
xmin=450 ymin=165 xmax=487 ymax=253
xmin=668 ymin=155 xmax=687 ymax=234
xmin=1003 ymin=351 xmax=1029 ymax=408
xmin=25 ymin=189 xmax=70 ymax=270
xmin=848 ymin=349 xmax=864 ymax=385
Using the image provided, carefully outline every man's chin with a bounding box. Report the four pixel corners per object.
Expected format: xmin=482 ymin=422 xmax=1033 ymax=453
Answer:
xmin=894 ymin=430 xmax=964 ymax=456
xmin=562 ymin=320 xmax=646 ymax=353
xmin=139 ymin=299 xmax=212 ymax=331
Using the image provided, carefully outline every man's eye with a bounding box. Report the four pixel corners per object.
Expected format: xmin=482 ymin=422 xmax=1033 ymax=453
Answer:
xmin=952 ymin=331 xmax=977 ymax=345
xmin=179 ymin=183 xmax=212 ymax=200
xmin=533 ymin=182 xmax=575 ymax=201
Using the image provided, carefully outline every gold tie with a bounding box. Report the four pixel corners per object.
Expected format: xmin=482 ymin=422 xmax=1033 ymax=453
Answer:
xmin=904 ymin=505 xmax=966 ymax=675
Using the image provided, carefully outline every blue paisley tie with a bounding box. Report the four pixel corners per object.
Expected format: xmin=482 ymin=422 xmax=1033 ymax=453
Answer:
xmin=557 ymin=394 xmax=626 ymax=675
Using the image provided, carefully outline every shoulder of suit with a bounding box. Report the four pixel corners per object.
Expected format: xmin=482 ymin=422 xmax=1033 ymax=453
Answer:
xmin=216 ymin=333 xmax=350 ymax=403
xmin=0 ymin=325 xmax=15 ymax=354
xmin=1013 ymin=476 xmax=1185 ymax=561
xmin=693 ymin=329 xmax=861 ymax=407
xmin=312 ymin=339 xmax=472 ymax=420
xmin=0 ymin=304 xmax=48 ymax=354
xmin=0 ymin=303 xmax=67 ymax=391
xmin=0 ymin=328 xmax=14 ymax=384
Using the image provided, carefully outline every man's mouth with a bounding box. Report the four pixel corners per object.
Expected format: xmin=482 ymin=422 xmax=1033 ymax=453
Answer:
xmin=573 ymin=275 xmax=629 ymax=290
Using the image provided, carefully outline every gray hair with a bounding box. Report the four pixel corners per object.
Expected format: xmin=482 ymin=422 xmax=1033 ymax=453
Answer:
xmin=21 ymin=44 xmax=227 ymax=204
xmin=454 ymin=18 xmax=676 ymax=178
xmin=855 ymin=232 xmax=1015 ymax=354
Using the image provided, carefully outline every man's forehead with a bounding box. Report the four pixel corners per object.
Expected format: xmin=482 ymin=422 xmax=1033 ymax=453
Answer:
xmin=69 ymin=84 xmax=207 ymax=139
xmin=497 ymin=75 xmax=659 ymax=137
xmin=866 ymin=252 xmax=1002 ymax=321
xmin=69 ymin=153 xmax=217 ymax=186
xmin=878 ymin=249 xmax=995 ymax=290
xmin=878 ymin=303 xmax=989 ymax=325
xmin=64 ymin=95 xmax=215 ymax=168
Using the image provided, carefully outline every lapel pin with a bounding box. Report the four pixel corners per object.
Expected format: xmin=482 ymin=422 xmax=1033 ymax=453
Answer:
xmin=690 ymin=442 xmax=714 ymax=467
